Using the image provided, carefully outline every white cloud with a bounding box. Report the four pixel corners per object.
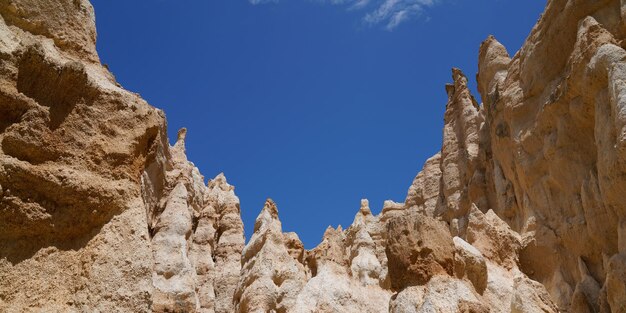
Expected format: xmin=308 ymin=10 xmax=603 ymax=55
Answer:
xmin=348 ymin=0 xmax=371 ymax=10
xmin=251 ymin=0 xmax=439 ymax=30
xmin=249 ymin=0 xmax=278 ymax=5
xmin=357 ymin=0 xmax=438 ymax=30
xmin=386 ymin=10 xmax=411 ymax=30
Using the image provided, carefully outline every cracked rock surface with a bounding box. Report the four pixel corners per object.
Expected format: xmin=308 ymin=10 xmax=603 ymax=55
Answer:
xmin=1 ymin=0 xmax=626 ymax=312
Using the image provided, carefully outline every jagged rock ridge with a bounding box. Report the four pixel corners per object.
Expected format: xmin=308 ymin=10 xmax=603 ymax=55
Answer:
xmin=1 ymin=0 xmax=625 ymax=312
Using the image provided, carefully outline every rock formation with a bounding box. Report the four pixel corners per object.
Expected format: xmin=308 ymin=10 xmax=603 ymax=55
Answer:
xmin=234 ymin=199 xmax=306 ymax=313
xmin=1 ymin=0 xmax=626 ymax=312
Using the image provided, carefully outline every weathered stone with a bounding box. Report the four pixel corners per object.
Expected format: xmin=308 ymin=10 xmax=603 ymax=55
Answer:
xmin=386 ymin=214 xmax=455 ymax=289
xmin=466 ymin=205 xmax=521 ymax=270
xmin=234 ymin=199 xmax=306 ymax=313
xmin=1 ymin=0 xmax=625 ymax=312
xmin=454 ymin=236 xmax=488 ymax=294
xmin=389 ymin=276 xmax=486 ymax=313
xmin=605 ymin=253 xmax=626 ymax=313
xmin=405 ymin=153 xmax=442 ymax=215
xmin=510 ymin=272 xmax=559 ymax=313
xmin=151 ymin=183 xmax=198 ymax=312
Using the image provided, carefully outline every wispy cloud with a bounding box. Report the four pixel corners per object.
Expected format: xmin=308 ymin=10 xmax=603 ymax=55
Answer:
xmin=249 ymin=0 xmax=439 ymax=30
xmin=249 ymin=0 xmax=278 ymax=4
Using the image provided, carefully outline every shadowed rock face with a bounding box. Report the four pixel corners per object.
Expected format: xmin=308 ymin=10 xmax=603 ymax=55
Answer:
xmin=386 ymin=214 xmax=455 ymax=289
xmin=1 ymin=0 xmax=626 ymax=312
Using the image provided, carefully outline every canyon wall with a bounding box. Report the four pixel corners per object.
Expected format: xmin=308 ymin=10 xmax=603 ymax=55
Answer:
xmin=1 ymin=0 xmax=625 ymax=312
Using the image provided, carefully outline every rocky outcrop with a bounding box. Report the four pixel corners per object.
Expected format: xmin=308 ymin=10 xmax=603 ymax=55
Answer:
xmin=478 ymin=3 xmax=626 ymax=309
xmin=234 ymin=199 xmax=306 ymax=313
xmin=386 ymin=214 xmax=455 ymax=289
xmin=453 ymin=236 xmax=488 ymax=295
xmin=1 ymin=0 xmax=626 ymax=312
xmin=0 ymin=1 xmax=160 ymax=311
xmin=0 ymin=1 xmax=247 ymax=311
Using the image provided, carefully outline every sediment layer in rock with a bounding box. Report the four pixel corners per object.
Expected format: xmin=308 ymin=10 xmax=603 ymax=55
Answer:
xmin=1 ymin=0 xmax=626 ymax=312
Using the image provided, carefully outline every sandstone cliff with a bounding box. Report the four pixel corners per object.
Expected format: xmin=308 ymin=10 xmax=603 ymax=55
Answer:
xmin=1 ymin=0 xmax=625 ymax=312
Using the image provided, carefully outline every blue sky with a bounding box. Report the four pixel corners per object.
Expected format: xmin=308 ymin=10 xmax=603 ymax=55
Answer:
xmin=91 ymin=0 xmax=545 ymax=248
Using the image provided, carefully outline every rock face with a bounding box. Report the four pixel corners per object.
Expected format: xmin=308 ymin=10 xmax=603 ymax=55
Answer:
xmin=234 ymin=199 xmax=306 ymax=313
xmin=1 ymin=0 xmax=626 ymax=312
xmin=0 ymin=1 xmax=247 ymax=311
xmin=386 ymin=214 xmax=455 ymax=289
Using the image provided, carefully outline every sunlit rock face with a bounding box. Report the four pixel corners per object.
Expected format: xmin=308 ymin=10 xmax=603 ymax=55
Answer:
xmin=1 ymin=0 xmax=626 ymax=312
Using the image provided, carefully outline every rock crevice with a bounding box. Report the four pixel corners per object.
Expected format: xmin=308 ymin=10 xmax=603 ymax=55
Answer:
xmin=1 ymin=0 xmax=626 ymax=312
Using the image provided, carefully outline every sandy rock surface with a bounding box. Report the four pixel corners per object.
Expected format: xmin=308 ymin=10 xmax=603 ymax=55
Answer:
xmin=1 ymin=0 xmax=626 ymax=312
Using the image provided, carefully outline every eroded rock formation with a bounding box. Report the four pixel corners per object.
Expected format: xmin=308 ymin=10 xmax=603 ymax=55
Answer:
xmin=1 ymin=0 xmax=626 ymax=312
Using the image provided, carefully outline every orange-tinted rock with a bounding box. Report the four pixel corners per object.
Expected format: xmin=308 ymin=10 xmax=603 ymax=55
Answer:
xmin=386 ymin=214 xmax=455 ymax=289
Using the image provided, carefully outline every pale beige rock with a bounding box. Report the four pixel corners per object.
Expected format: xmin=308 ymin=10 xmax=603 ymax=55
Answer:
xmin=151 ymin=182 xmax=198 ymax=312
xmin=284 ymin=232 xmax=305 ymax=264
xmin=389 ymin=276 xmax=486 ymax=313
xmin=293 ymin=264 xmax=391 ymax=313
xmin=0 ymin=0 xmax=99 ymax=61
xmin=510 ymin=272 xmax=559 ymax=313
xmin=306 ymin=224 xmax=348 ymax=274
xmin=477 ymin=35 xmax=511 ymax=101
xmin=0 ymin=1 xmax=249 ymax=310
xmin=466 ymin=205 xmax=521 ymax=270
xmin=438 ymin=68 xmax=483 ymax=226
xmin=2 ymin=0 xmax=626 ymax=312
xmin=0 ymin=0 xmax=163 ymax=311
xmin=208 ymin=174 xmax=245 ymax=313
xmin=405 ymin=153 xmax=441 ymax=215
xmin=235 ymin=199 xmax=306 ymax=313
xmin=480 ymin=4 xmax=626 ymax=309
xmin=291 ymin=204 xmax=392 ymax=313
xmin=481 ymin=262 xmax=515 ymax=312
xmin=454 ymin=236 xmax=488 ymax=294
xmin=348 ymin=224 xmax=383 ymax=287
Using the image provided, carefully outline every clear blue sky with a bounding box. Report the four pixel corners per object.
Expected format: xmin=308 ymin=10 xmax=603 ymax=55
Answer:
xmin=91 ymin=0 xmax=545 ymax=248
